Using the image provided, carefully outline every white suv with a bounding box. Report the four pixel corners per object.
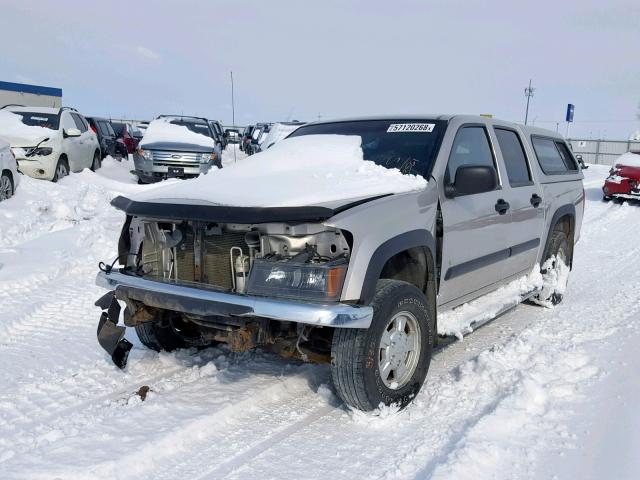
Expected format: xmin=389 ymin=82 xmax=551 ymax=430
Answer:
xmin=1 ymin=106 xmax=100 ymax=181
xmin=0 ymin=137 xmax=19 ymax=201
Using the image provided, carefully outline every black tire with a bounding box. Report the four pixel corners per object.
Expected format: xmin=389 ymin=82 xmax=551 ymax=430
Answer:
xmin=0 ymin=171 xmax=14 ymax=201
xmin=331 ymin=280 xmax=433 ymax=411
xmin=133 ymin=311 xmax=192 ymax=352
xmin=602 ymin=195 xmax=612 ymax=202
xmin=536 ymin=229 xmax=570 ymax=306
xmin=52 ymin=157 xmax=69 ymax=182
xmin=91 ymin=151 xmax=101 ymax=171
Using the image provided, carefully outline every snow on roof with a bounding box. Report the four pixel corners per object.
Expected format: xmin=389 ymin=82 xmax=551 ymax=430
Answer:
xmin=134 ymin=134 xmax=427 ymax=207
xmin=260 ymin=123 xmax=303 ymax=150
xmin=615 ymin=152 xmax=640 ymax=168
xmin=6 ymin=106 xmax=60 ymax=114
xmin=0 ymin=110 xmax=55 ymax=145
xmin=140 ymin=118 xmax=214 ymax=148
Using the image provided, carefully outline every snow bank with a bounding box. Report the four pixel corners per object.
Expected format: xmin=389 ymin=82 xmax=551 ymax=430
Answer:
xmin=134 ymin=135 xmax=428 ymax=207
xmin=614 ymin=151 xmax=640 ymax=168
xmin=140 ymin=118 xmax=214 ymax=148
xmin=438 ymin=268 xmax=544 ymax=339
xmin=0 ymin=111 xmax=54 ymax=145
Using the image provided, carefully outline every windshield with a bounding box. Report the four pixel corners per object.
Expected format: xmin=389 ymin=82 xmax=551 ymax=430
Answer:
xmin=288 ymin=119 xmax=446 ymax=176
xmin=13 ymin=111 xmax=59 ymax=130
xmin=170 ymin=120 xmax=213 ymax=138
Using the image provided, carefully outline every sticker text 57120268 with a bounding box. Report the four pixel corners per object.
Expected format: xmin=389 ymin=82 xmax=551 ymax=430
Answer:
xmin=387 ymin=123 xmax=435 ymax=133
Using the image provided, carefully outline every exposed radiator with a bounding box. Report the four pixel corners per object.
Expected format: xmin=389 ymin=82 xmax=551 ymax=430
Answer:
xmin=142 ymin=225 xmax=245 ymax=291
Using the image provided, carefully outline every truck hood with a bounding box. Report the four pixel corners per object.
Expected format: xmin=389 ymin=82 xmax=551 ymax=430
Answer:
xmin=111 ymin=192 xmax=392 ymax=224
xmin=131 ymin=135 xmax=427 ymax=212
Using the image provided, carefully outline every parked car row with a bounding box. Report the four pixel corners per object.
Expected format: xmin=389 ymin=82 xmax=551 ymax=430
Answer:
xmin=241 ymin=121 xmax=304 ymax=156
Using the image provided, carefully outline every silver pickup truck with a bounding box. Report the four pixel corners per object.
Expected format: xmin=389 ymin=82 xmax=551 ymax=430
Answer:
xmin=95 ymin=115 xmax=584 ymax=411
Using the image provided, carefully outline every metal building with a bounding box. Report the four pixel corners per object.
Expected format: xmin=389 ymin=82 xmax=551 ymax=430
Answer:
xmin=0 ymin=81 xmax=62 ymax=108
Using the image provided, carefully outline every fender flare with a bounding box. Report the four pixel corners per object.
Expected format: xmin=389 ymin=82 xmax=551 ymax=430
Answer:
xmin=359 ymin=229 xmax=435 ymax=305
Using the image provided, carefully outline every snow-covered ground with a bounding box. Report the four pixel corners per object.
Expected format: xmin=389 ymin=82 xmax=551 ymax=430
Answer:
xmin=0 ymin=154 xmax=638 ymax=479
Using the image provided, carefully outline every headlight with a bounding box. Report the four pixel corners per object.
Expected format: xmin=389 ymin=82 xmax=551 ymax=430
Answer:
xmin=201 ymin=152 xmax=211 ymax=163
xmin=27 ymin=147 xmax=53 ymax=157
xmin=138 ymin=148 xmax=153 ymax=161
xmin=246 ymin=258 xmax=347 ymax=302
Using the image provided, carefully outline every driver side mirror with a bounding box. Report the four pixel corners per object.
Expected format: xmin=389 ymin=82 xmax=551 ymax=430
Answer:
xmin=575 ymin=155 xmax=588 ymax=169
xmin=64 ymin=128 xmax=81 ymax=138
xmin=445 ymin=165 xmax=497 ymax=198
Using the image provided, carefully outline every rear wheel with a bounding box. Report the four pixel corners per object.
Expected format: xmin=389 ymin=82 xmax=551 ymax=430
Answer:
xmin=52 ymin=158 xmax=69 ymax=182
xmin=534 ymin=229 xmax=570 ymax=307
xmin=331 ymin=280 xmax=433 ymax=411
xmin=91 ymin=151 xmax=101 ymax=171
xmin=0 ymin=172 xmax=13 ymax=201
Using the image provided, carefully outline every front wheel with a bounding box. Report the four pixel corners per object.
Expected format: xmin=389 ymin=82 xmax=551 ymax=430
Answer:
xmin=52 ymin=158 xmax=69 ymax=182
xmin=0 ymin=172 xmax=14 ymax=201
xmin=133 ymin=310 xmax=204 ymax=352
xmin=331 ymin=280 xmax=433 ymax=411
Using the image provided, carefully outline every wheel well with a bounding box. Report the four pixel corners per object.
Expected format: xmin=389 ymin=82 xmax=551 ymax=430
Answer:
xmin=379 ymin=246 xmax=437 ymax=335
xmin=59 ymin=154 xmax=69 ymax=165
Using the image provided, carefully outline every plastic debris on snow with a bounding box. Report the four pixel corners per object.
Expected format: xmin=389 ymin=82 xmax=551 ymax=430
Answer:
xmin=133 ymin=135 xmax=428 ymax=207
xmin=140 ymin=118 xmax=214 ymax=148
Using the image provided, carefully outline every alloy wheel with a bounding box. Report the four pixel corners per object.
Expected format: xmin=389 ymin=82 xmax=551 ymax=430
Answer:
xmin=378 ymin=311 xmax=422 ymax=390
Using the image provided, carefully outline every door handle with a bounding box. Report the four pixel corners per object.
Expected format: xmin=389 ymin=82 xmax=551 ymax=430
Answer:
xmin=530 ymin=194 xmax=542 ymax=207
xmin=495 ymin=199 xmax=510 ymax=215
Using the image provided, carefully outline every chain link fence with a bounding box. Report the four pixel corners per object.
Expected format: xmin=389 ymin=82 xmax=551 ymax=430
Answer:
xmin=567 ymin=139 xmax=640 ymax=166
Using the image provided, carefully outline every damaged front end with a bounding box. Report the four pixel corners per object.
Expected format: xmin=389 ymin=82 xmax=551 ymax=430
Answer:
xmin=94 ymin=198 xmax=372 ymax=369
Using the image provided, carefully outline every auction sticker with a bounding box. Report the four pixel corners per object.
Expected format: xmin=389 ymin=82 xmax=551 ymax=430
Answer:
xmin=387 ymin=123 xmax=435 ymax=133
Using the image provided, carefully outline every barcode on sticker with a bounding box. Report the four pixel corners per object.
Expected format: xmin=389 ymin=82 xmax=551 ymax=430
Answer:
xmin=387 ymin=123 xmax=435 ymax=133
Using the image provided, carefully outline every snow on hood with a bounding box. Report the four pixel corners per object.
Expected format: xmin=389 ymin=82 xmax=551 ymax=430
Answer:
xmin=133 ymin=135 xmax=428 ymax=208
xmin=614 ymin=152 xmax=640 ymax=168
xmin=0 ymin=111 xmax=55 ymax=147
xmin=140 ymin=118 xmax=214 ymax=148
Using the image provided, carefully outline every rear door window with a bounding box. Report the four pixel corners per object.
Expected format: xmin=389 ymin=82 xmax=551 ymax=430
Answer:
xmin=555 ymin=142 xmax=578 ymax=170
xmin=531 ymin=137 xmax=578 ymax=174
xmin=446 ymin=126 xmax=497 ymax=185
xmin=495 ymin=128 xmax=532 ymax=187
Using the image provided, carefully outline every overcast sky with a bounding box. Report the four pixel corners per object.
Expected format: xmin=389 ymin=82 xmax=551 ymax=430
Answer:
xmin=1 ymin=0 xmax=638 ymax=138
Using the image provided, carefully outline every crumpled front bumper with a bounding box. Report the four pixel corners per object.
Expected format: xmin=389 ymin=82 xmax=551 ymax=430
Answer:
xmin=96 ymin=270 xmax=373 ymax=329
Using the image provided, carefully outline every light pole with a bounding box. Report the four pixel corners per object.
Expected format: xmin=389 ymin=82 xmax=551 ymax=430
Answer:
xmin=230 ymin=71 xmax=235 ymax=127
xmin=524 ymin=79 xmax=535 ymax=125
xmin=230 ymin=71 xmax=236 ymax=162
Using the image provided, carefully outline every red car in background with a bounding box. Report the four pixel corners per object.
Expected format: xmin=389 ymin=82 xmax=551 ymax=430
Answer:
xmin=112 ymin=122 xmax=141 ymax=154
xmin=603 ymin=152 xmax=640 ymax=201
